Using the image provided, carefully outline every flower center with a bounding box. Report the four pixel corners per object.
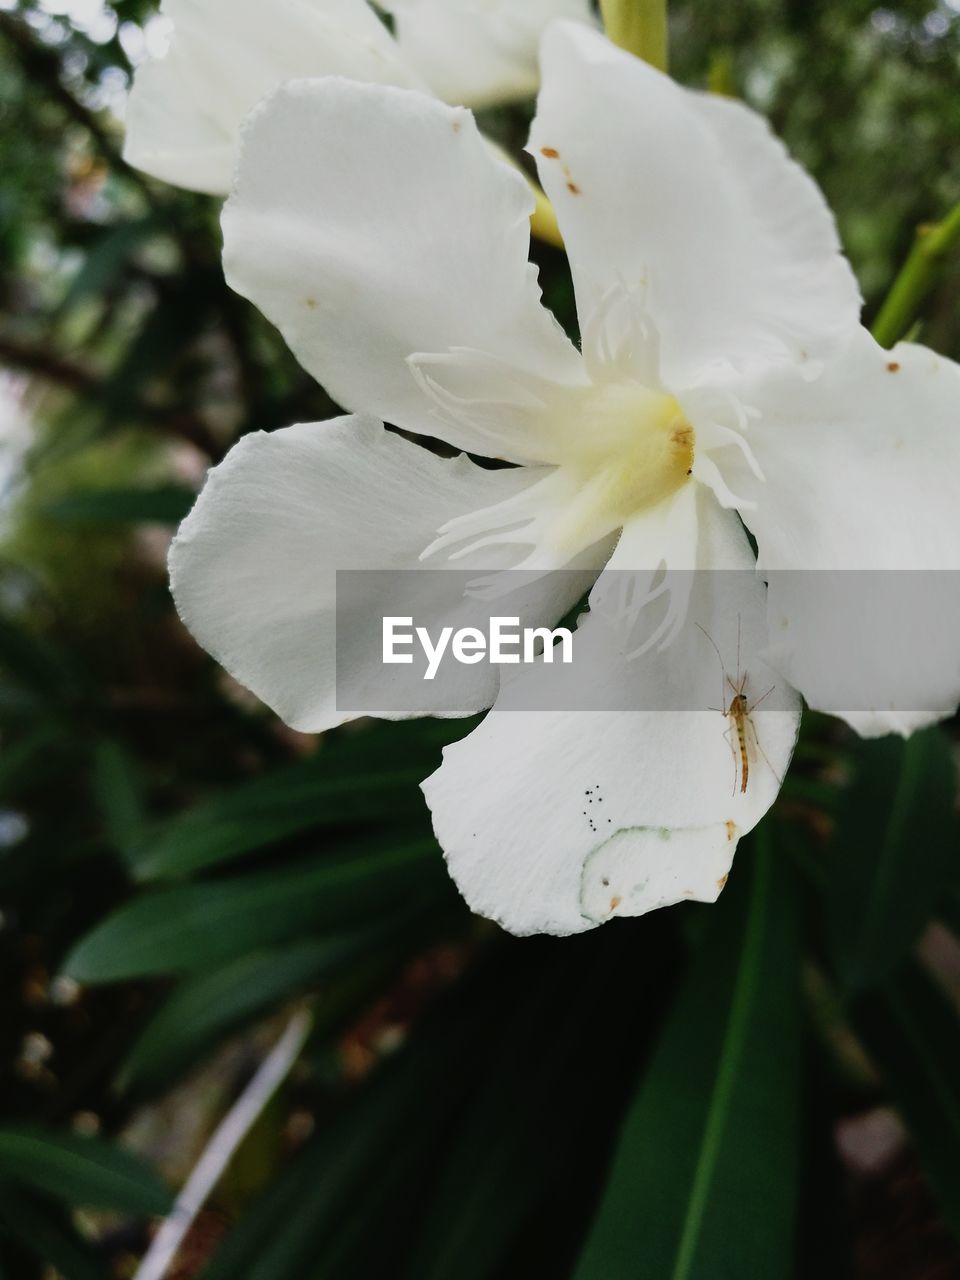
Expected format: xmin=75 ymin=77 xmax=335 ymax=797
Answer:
xmin=553 ymin=381 xmax=695 ymax=539
xmin=421 ymin=378 xmax=695 ymax=580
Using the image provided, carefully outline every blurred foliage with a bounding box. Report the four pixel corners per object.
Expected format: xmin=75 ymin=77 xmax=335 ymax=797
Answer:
xmin=0 ymin=0 xmax=959 ymax=1277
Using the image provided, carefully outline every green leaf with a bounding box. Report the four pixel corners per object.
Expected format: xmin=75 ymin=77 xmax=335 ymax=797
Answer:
xmin=401 ymin=929 xmax=670 ymax=1280
xmin=198 ymin=926 xmax=677 ymax=1280
xmin=0 ymin=1128 xmax=171 ymax=1216
xmin=120 ymin=931 xmax=399 ymax=1095
xmin=99 ymin=291 xmax=209 ymax=430
xmin=64 ymin=837 xmax=446 ymax=981
xmin=57 ymin=216 xmax=161 ymax=317
xmin=403 ymin=997 xmax=570 ymax=1280
xmin=0 ymin=617 xmax=89 ymax=703
xmin=90 ymin=738 xmax=147 ymax=859
xmin=573 ymin=830 xmax=803 ymax=1280
xmin=132 ymin=750 xmax=431 ymax=882
xmin=40 ymin=484 xmax=196 ymax=526
xmin=827 ymin=728 xmax=957 ymax=993
xmin=851 ymin=961 xmax=960 ymax=1239
xmin=0 ymin=724 xmax=61 ymax=799
xmin=0 ymin=1185 xmax=107 ymax=1280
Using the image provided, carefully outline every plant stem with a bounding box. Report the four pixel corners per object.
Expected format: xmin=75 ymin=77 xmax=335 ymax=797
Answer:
xmin=132 ymin=1009 xmax=312 ymax=1280
xmin=0 ymin=11 xmax=150 ymax=202
xmin=707 ymin=49 xmax=737 ymax=98
xmin=600 ymin=0 xmax=669 ymax=71
xmin=0 ymin=12 xmax=211 ymax=276
xmin=871 ymin=201 xmax=960 ymax=349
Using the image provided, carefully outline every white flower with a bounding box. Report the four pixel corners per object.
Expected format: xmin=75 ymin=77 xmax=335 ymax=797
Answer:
xmin=169 ymin=23 xmax=960 ymax=935
xmin=123 ymin=0 xmax=593 ymax=195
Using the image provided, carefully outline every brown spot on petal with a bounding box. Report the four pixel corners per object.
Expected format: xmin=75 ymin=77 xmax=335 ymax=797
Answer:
xmin=609 ymin=895 xmax=622 ymax=911
xmin=304 ymin=297 xmax=318 ymax=309
xmin=887 ymin=360 xmax=901 ymax=372
xmin=725 ymin=820 xmax=736 ymax=841
xmin=540 ymin=146 xmax=559 ymax=159
xmin=567 ymin=181 xmax=582 ymax=195
xmin=452 ymin=119 xmax=462 ymax=134
xmin=717 ymin=874 xmax=729 ymax=891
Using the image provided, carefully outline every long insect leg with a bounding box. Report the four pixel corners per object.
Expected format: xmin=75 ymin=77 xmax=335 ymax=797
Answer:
xmin=695 ymin=622 xmax=727 ymax=714
xmin=747 ymin=685 xmax=775 ymax=714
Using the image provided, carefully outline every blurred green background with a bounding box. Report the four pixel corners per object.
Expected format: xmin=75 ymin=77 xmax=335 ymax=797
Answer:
xmin=0 ymin=1 xmax=959 ymax=1276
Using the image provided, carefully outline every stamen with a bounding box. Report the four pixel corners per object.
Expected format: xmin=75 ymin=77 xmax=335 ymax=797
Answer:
xmin=581 ymin=276 xmax=662 ymax=387
xmin=700 ymin=421 xmax=765 ymax=481
xmin=692 ymin=455 xmax=757 ymax=510
xmin=418 ymin=469 xmax=564 ymax=562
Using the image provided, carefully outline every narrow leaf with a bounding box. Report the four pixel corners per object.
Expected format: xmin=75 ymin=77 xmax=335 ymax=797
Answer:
xmin=852 ymin=961 xmax=960 ymax=1238
xmin=0 ymin=1129 xmax=171 ymax=1216
xmin=91 ymin=738 xmax=147 ymax=859
xmin=0 ymin=1186 xmax=107 ymax=1280
xmin=828 ymin=728 xmax=957 ymax=992
xmin=403 ymin=927 xmax=676 ymax=1280
xmin=573 ymin=830 xmax=803 ymax=1280
xmin=41 ymin=485 xmax=196 ymax=526
xmin=64 ymin=838 xmax=445 ymax=981
xmin=119 ymin=930 xmax=399 ymax=1094
xmin=131 ymin=754 xmax=428 ymax=882
xmin=58 ymin=216 xmax=160 ymax=316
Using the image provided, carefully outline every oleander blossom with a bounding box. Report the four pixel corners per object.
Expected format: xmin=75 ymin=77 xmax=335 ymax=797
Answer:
xmin=123 ymin=0 xmax=594 ymax=195
xmin=169 ymin=23 xmax=960 ymax=935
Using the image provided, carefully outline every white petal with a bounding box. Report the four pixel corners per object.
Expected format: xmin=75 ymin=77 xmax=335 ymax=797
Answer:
xmin=170 ymin=415 xmax=567 ymax=732
xmin=423 ymin=491 xmax=801 ymax=936
xmin=589 ymin=484 xmax=699 ymax=656
xmin=384 ymin=0 xmax=594 ymax=108
xmin=408 ymin=348 xmax=587 ymax=466
xmin=529 ymin=23 xmax=861 ymax=391
xmin=711 ymin=330 xmax=960 ymax=734
xmin=123 ymin=0 xmax=421 ymax=195
xmin=222 ymin=78 xmax=581 ymax=460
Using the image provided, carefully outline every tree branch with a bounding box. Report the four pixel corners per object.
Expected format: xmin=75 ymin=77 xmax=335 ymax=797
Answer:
xmin=0 ymin=333 xmax=223 ymax=459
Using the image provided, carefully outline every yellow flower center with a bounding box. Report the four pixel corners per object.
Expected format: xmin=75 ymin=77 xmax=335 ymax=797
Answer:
xmin=422 ymin=378 xmax=696 ymax=575
xmin=545 ymin=380 xmax=695 ymax=554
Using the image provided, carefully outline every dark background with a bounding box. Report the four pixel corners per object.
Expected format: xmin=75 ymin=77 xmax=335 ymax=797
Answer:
xmin=0 ymin=1 xmax=959 ymax=1276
